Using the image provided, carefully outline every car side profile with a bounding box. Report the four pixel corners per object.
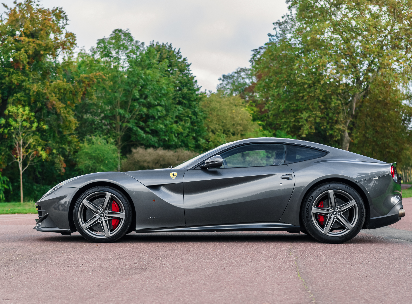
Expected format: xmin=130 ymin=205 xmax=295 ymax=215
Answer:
xmin=34 ymin=138 xmax=404 ymax=243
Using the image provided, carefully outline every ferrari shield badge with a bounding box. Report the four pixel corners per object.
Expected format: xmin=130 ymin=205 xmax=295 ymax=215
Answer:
xmin=170 ymin=172 xmax=177 ymax=179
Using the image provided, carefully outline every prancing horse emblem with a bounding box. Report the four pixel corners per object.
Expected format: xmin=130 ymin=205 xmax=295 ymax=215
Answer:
xmin=170 ymin=172 xmax=177 ymax=179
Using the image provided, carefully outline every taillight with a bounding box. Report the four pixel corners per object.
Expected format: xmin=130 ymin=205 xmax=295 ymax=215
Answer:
xmin=391 ymin=165 xmax=395 ymax=178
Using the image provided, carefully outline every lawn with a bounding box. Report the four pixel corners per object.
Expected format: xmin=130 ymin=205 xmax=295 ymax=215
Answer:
xmin=402 ymin=187 xmax=412 ymax=199
xmin=0 ymin=202 xmax=37 ymax=214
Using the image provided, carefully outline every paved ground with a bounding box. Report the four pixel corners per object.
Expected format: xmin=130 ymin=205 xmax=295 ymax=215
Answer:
xmin=401 ymin=184 xmax=411 ymax=190
xmin=1 ymin=199 xmax=411 ymax=304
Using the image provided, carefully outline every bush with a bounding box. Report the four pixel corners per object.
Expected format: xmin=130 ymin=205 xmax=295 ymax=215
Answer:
xmin=121 ymin=147 xmax=198 ymax=171
xmin=0 ymin=171 xmax=11 ymax=202
xmin=76 ymin=137 xmax=118 ymax=174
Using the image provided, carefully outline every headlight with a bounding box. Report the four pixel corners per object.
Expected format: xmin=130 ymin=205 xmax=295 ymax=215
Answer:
xmin=41 ymin=176 xmax=81 ymax=199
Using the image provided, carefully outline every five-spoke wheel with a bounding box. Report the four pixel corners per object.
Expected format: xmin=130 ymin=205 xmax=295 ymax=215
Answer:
xmin=73 ymin=187 xmax=132 ymax=242
xmin=301 ymin=183 xmax=365 ymax=243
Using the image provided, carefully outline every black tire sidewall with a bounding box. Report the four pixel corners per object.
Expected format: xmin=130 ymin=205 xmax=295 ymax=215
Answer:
xmin=301 ymin=183 xmax=365 ymax=244
xmin=73 ymin=186 xmax=132 ymax=243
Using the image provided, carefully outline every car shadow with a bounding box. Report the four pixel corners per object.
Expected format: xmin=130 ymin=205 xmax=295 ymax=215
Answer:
xmin=34 ymin=231 xmax=386 ymax=244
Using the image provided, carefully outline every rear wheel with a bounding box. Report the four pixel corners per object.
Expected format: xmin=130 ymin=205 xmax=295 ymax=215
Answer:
xmin=301 ymin=183 xmax=365 ymax=244
xmin=73 ymin=186 xmax=132 ymax=242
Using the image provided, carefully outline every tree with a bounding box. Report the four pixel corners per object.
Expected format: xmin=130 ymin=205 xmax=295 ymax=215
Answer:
xmin=0 ymin=106 xmax=47 ymax=202
xmin=0 ymin=1 xmax=88 ymax=125
xmin=76 ymin=137 xmax=118 ymax=174
xmin=217 ymin=67 xmax=255 ymax=101
xmin=76 ymin=33 xmax=207 ymax=171
xmin=0 ymin=1 xmax=98 ymax=200
xmin=148 ymin=42 xmax=206 ymax=151
xmin=350 ymin=75 xmax=412 ymax=164
xmin=253 ymin=0 xmax=412 ymax=150
xmin=89 ymin=29 xmax=149 ymax=171
xmin=201 ymin=92 xmax=268 ymax=150
xmin=75 ymin=29 xmax=175 ymax=171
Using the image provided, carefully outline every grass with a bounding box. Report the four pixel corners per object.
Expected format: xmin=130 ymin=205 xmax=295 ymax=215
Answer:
xmin=0 ymin=202 xmax=37 ymax=214
xmin=402 ymin=187 xmax=412 ymax=199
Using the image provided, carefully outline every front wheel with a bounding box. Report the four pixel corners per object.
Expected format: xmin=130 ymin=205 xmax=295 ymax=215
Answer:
xmin=73 ymin=186 xmax=132 ymax=242
xmin=301 ymin=183 xmax=365 ymax=244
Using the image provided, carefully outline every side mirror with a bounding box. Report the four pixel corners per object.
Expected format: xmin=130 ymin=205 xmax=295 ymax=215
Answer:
xmin=201 ymin=155 xmax=224 ymax=169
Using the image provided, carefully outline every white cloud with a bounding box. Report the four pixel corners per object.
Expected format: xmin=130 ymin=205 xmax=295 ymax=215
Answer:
xmin=1 ymin=0 xmax=288 ymax=91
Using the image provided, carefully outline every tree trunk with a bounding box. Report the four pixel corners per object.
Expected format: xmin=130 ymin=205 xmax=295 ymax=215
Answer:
xmin=342 ymin=128 xmax=351 ymax=151
xmin=19 ymin=166 xmax=23 ymax=203
xmin=117 ymin=148 xmax=121 ymax=172
xmin=341 ymin=92 xmax=364 ymax=151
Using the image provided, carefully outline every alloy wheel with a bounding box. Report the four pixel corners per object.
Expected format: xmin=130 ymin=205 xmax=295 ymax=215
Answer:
xmin=77 ymin=191 xmax=127 ymax=239
xmin=311 ymin=189 xmax=359 ymax=237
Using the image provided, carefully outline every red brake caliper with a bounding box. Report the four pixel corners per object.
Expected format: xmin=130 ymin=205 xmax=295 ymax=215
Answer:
xmin=317 ymin=201 xmax=325 ymax=226
xmin=112 ymin=201 xmax=120 ymax=229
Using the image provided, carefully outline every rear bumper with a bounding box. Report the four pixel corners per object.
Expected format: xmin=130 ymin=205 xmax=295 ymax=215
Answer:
xmin=367 ymin=213 xmax=401 ymax=229
xmin=366 ymin=200 xmax=404 ymax=229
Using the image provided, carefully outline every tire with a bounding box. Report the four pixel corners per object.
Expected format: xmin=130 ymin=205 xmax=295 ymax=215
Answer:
xmin=73 ymin=186 xmax=132 ymax=243
xmin=301 ymin=183 xmax=365 ymax=244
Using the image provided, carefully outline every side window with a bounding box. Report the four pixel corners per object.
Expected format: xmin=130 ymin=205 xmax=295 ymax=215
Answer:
xmin=285 ymin=145 xmax=327 ymax=163
xmin=220 ymin=144 xmax=285 ymax=168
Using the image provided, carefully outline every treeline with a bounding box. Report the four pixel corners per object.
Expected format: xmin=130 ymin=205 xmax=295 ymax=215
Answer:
xmin=1 ymin=0 xmax=412 ymax=202
xmin=219 ymin=0 xmax=412 ymax=176
xmin=0 ymin=1 xmax=265 ymax=201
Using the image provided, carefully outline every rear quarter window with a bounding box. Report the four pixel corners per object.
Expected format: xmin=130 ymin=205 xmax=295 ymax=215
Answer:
xmin=285 ymin=145 xmax=327 ymax=163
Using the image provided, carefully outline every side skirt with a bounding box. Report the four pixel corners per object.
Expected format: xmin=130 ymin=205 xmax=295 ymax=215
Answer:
xmin=135 ymin=223 xmax=301 ymax=233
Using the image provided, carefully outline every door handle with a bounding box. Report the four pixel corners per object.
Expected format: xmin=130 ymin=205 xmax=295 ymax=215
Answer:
xmin=281 ymin=174 xmax=293 ymax=180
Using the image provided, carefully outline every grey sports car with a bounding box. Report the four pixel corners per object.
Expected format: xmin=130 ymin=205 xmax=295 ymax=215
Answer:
xmin=34 ymin=138 xmax=405 ymax=243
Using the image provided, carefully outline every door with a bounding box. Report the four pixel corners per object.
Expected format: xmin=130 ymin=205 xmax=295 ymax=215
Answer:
xmin=183 ymin=144 xmax=295 ymax=226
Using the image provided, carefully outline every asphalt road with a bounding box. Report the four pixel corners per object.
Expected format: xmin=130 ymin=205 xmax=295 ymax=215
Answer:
xmin=1 ymin=199 xmax=411 ymax=304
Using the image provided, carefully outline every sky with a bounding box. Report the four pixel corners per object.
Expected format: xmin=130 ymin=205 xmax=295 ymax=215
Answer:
xmin=1 ymin=0 xmax=289 ymax=91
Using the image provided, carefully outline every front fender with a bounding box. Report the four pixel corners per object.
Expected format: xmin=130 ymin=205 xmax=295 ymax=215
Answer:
xmin=36 ymin=172 xmax=142 ymax=230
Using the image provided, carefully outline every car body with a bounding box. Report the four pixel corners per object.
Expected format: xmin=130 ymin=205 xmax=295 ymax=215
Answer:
xmin=34 ymin=138 xmax=404 ymax=243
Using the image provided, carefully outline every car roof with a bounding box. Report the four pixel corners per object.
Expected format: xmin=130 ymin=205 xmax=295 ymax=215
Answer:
xmin=176 ymin=137 xmax=386 ymax=170
xmin=224 ymin=138 xmax=386 ymax=164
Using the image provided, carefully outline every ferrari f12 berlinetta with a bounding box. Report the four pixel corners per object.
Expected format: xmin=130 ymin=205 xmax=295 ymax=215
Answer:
xmin=35 ymin=138 xmax=404 ymax=243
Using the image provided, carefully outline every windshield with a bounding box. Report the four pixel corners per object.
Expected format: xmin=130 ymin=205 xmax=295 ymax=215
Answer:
xmin=174 ymin=142 xmax=233 ymax=169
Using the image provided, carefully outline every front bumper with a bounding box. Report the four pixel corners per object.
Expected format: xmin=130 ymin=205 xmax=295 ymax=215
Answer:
xmin=34 ymin=203 xmax=72 ymax=235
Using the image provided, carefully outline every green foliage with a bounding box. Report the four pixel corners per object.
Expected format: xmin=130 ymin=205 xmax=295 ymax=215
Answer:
xmin=351 ymin=76 xmax=412 ymax=164
xmin=0 ymin=0 xmax=91 ymax=145
xmin=217 ymin=67 xmax=255 ymax=101
xmin=1 ymin=105 xmax=48 ymax=202
xmin=1 ymin=105 xmax=48 ymax=157
xmin=0 ymin=171 xmax=11 ymax=202
xmin=0 ymin=0 xmax=97 ymax=200
xmin=147 ymin=42 xmax=206 ymax=151
xmin=121 ymin=147 xmax=198 ymax=171
xmin=252 ymin=0 xmax=412 ymax=150
xmin=76 ymin=137 xmax=118 ymax=174
xmin=274 ymin=130 xmax=295 ymax=140
xmin=75 ymin=32 xmax=206 ymax=172
xmin=201 ymin=92 xmax=267 ymax=150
